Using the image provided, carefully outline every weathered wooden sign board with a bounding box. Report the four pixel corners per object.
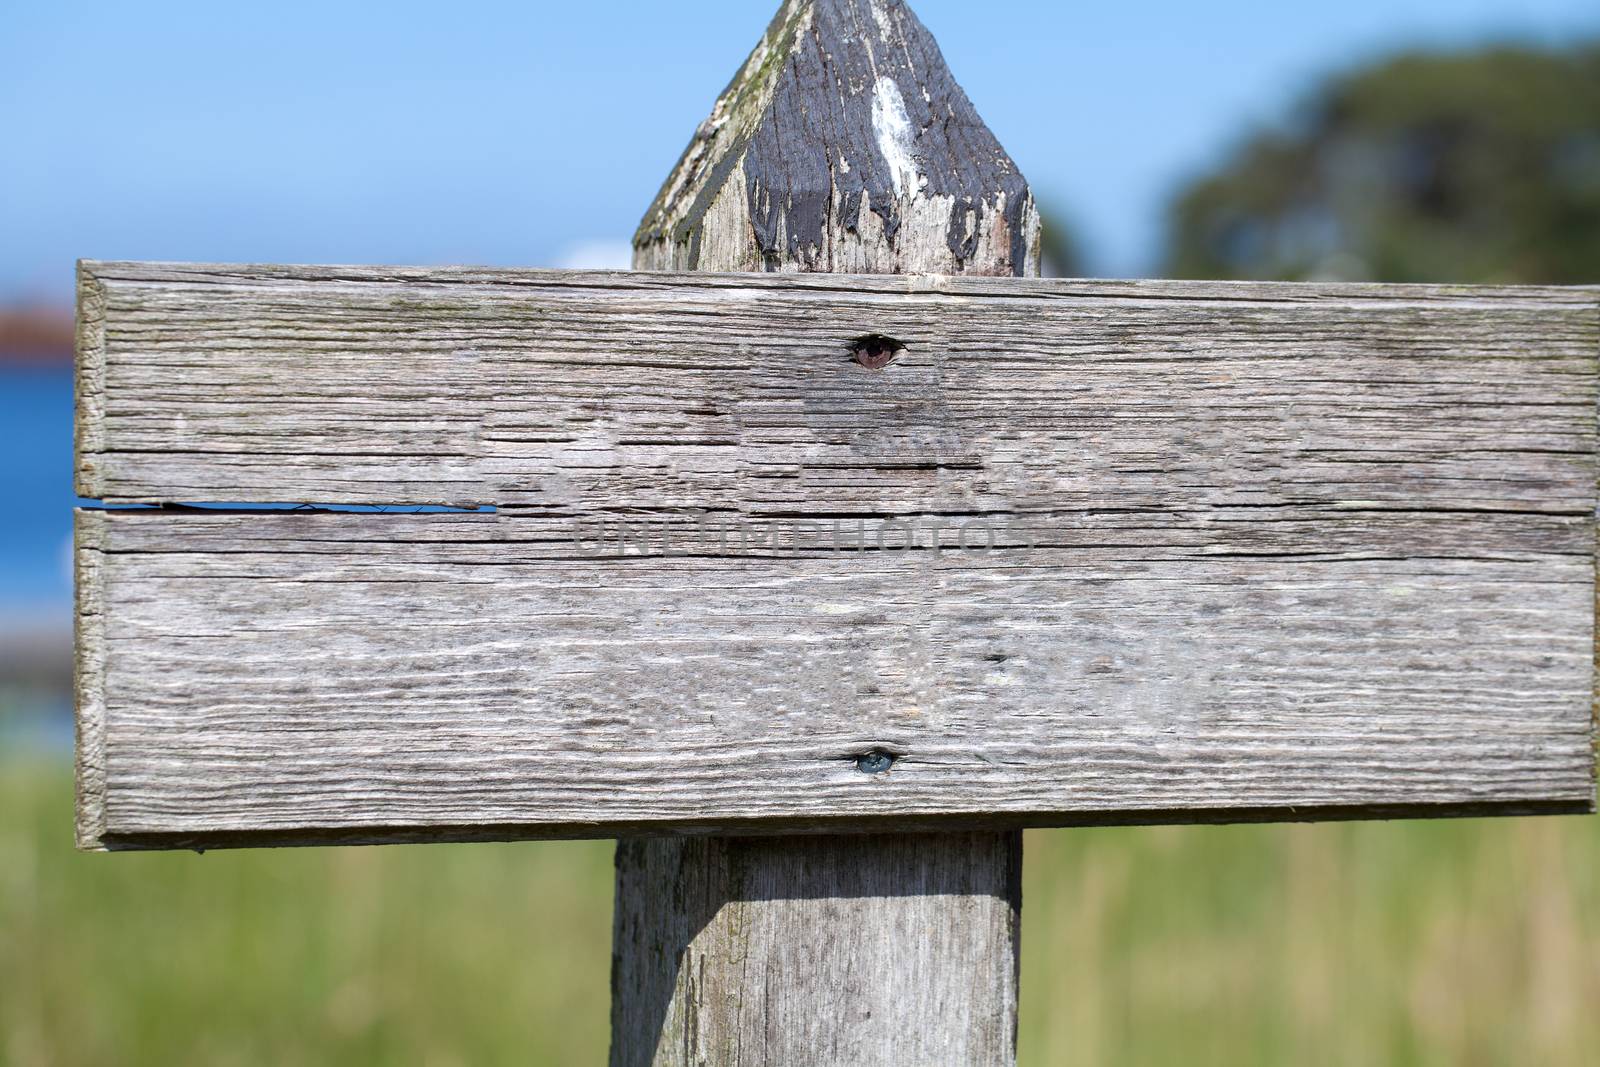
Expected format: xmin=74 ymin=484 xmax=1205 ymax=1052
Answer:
xmin=76 ymin=262 xmax=1599 ymax=849
xmin=72 ymin=0 xmax=1599 ymax=1063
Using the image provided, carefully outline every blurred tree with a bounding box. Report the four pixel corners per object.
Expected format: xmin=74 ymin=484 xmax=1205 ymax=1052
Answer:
xmin=1037 ymin=199 xmax=1086 ymax=278
xmin=1165 ymin=43 xmax=1600 ymax=284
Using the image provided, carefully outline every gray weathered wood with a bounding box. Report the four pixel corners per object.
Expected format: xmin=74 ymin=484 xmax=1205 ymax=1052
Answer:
xmin=622 ymin=4 xmax=1028 ymax=1062
xmin=72 ymin=504 xmax=1598 ymax=850
xmin=71 ymin=265 xmax=1600 ymax=855
xmin=73 ymin=263 xmax=1599 ymax=511
xmin=611 ymin=834 xmax=1021 ymax=1066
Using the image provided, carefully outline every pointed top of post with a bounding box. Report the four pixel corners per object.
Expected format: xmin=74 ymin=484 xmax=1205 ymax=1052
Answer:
xmin=635 ymin=0 xmax=1039 ymax=277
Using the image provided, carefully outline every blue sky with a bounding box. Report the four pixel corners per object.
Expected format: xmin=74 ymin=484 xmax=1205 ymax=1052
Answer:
xmin=2 ymin=0 xmax=1599 ymax=619
xmin=3 ymin=0 xmax=1598 ymax=303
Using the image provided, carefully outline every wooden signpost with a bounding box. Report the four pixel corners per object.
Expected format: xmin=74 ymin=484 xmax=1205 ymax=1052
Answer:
xmin=75 ymin=1 xmax=1597 ymax=1064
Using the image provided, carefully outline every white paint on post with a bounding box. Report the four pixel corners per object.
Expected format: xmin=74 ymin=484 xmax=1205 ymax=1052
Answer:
xmin=871 ymin=77 xmax=920 ymax=196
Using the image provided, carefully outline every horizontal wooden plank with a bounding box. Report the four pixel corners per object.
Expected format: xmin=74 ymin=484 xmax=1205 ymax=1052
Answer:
xmin=77 ymin=508 xmax=1596 ymax=848
xmin=77 ymin=262 xmax=1600 ymax=514
xmin=74 ymin=263 xmax=1599 ymax=846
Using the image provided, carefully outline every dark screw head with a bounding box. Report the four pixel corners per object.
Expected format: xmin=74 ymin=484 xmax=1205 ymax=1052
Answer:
xmin=849 ymin=334 xmax=906 ymax=369
xmin=856 ymin=750 xmax=896 ymax=775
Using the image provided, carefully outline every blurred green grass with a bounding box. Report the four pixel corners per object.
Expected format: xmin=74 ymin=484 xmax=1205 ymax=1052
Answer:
xmin=3 ymin=755 xmax=1596 ymax=1066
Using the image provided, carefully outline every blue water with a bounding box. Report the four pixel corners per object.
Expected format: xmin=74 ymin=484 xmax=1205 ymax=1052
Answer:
xmin=1 ymin=366 xmax=75 ymax=609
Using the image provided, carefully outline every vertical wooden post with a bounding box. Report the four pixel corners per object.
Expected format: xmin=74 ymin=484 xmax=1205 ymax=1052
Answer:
xmin=612 ymin=2 xmax=1040 ymax=1064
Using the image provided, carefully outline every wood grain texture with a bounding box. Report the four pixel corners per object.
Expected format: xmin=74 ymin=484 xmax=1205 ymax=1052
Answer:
xmin=611 ymin=834 xmax=1020 ymax=1067
xmin=71 ymin=266 xmax=1600 ymax=846
xmin=75 ymin=505 xmax=1597 ymax=846
xmin=73 ymin=263 xmax=1599 ymax=512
